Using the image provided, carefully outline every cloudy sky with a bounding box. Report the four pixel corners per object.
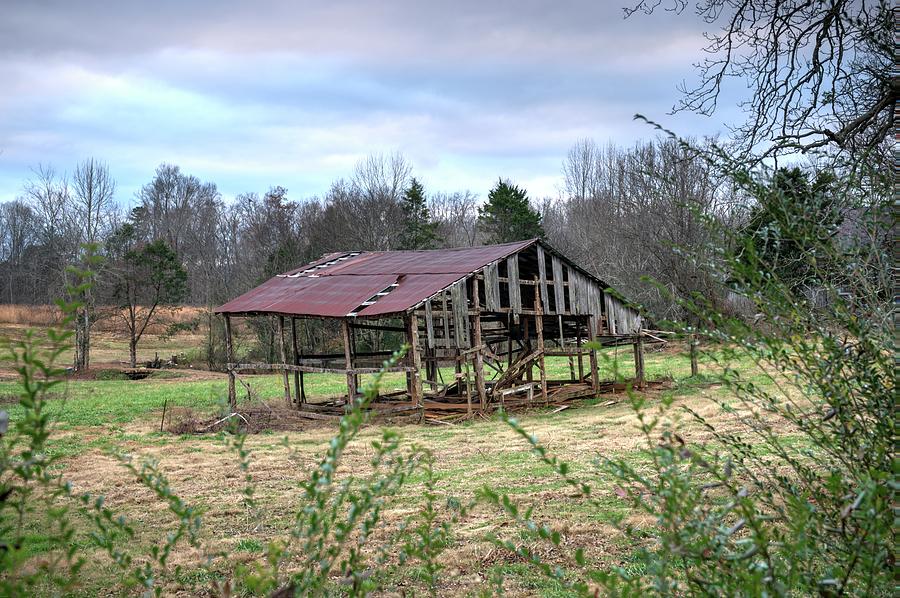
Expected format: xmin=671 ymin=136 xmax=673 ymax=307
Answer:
xmin=0 ymin=0 xmax=742 ymax=204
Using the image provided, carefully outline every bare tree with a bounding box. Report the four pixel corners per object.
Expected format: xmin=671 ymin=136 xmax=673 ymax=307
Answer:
xmin=553 ymin=137 xmax=735 ymax=321
xmin=0 ymin=201 xmax=37 ymax=303
xmin=430 ymin=191 xmax=480 ymax=247
xmin=70 ymin=158 xmax=117 ymax=370
xmin=626 ymin=0 xmax=894 ymax=162
xmin=23 ymin=165 xmax=75 ymax=303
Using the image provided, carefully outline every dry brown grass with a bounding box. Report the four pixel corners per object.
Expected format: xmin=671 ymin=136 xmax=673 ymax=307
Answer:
xmin=0 ymin=303 xmax=206 ymax=333
xmin=55 ymin=383 xmax=781 ymax=597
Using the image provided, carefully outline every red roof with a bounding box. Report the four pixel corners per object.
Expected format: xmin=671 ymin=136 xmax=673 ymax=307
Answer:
xmin=216 ymin=239 xmax=536 ymax=318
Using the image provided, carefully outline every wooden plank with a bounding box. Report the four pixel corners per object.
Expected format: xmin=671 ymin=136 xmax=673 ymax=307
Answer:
xmin=604 ymin=293 xmax=617 ymax=334
xmin=451 ymin=281 xmax=470 ymax=348
xmin=588 ymin=316 xmax=600 ymax=393
xmin=224 ymin=315 xmax=235 ymax=410
xmin=441 ymin=291 xmax=450 ymax=348
xmin=484 ymin=262 xmax=501 ymax=311
xmin=341 ymin=320 xmax=356 ymax=401
xmin=471 ymin=277 xmax=487 ymax=409
xmin=278 ymin=316 xmax=291 ymax=406
xmin=507 ymin=255 xmax=521 ymax=312
xmin=424 ymin=300 xmax=435 ymax=348
xmin=537 ymin=245 xmax=550 ymax=313
xmin=552 ymin=256 xmax=565 ymax=313
xmin=291 ymin=317 xmax=303 ymax=406
xmin=534 ymin=280 xmax=548 ymax=405
xmin=228 ymin=362 xmax=415 ymax=374
xmin=568 ymin=268 xmax=579 ymax=315
xmin=633 ymin=334 xmax=645 ymax=388
xmin=406 ymin=313 xmax=424 ymax=407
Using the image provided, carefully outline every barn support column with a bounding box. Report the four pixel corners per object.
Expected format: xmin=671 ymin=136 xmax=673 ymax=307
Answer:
xmin=523 ymin=316 xmax=532 ymax=386
xmin=534 ymin=280 xmax=548 ymax=405
xmin=278 ymin=316 xmax=291 ymax=406
xmin=290 ymin=317 xmax=305 ymax=406
xmin=633 ymin=334 xmax=645 ymax=388
xmin=588 ymin=316 xmax=600 ymax=394
xmin=405 ymin=313 xmax=424 ymax=408
xmin=224 ymin=315 xmax=236 ymax=411
xmin=561 ymin=315 xmax=575 ymax=381
xmin=341 ymin=320 xmax=356 ymax=403
xmin=576 ymin=322 xmax=584 ymax=381
xmin=471 ymin=278 xmax=488 ymax=410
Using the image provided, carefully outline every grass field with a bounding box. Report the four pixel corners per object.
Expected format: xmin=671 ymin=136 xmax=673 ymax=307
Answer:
xmin=2 ymin=316 xmax=779 ymax=596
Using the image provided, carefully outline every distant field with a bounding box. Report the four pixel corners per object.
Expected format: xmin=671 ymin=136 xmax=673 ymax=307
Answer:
xmin=0 ymin=304 xmax=208 ymax=369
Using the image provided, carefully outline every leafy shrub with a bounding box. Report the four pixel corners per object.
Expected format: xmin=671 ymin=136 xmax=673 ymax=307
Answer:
xmin=482 ymin=152 xmax=893 ymax=596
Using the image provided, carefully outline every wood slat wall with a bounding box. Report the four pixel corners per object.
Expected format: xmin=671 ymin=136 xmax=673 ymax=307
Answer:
xmin=484 ymin=262 xmax=501 ymax=311
xmin=552 ymin=256 xmax=565 ymax=313
xmin=507 ymin=255 xmax=521 ymax=312
xmin=415 ymin=243 xmax=642 ymax=346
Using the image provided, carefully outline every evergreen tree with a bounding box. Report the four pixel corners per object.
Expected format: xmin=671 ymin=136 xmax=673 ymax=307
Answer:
xmin=741 ymin=167 xmax=842 ymax=293
xmin=478 ymin=179 xmax=545 ymax=244
xmin=398 ymin=178 xmax=438 ymax=249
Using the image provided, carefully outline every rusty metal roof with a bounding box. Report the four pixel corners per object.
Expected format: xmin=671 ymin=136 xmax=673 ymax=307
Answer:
xmin=215 ymin=239 xmax=537 ymax=318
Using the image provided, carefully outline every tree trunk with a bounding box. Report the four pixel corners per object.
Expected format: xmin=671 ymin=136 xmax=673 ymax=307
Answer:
xmin=129 ymin=337 xmax=137 ymax=368
xmin=74 ymin=306 xmax=91 ymax=371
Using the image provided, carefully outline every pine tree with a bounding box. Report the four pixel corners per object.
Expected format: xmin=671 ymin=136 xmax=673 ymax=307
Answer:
xmin=398 ymin=178 xmax=438 ymax=249
xmin=741 ymin=167 xmax=842 ymax=293
xmin=478 ymin=179 xmax=545 ymax=243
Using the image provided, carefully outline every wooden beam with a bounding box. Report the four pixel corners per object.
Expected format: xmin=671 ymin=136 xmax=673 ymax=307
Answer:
xmin=406 ymin=313 xmax=424 ymax=407
xmin=634 ymin=334 xmax=645 ymax=388
xmin=534 ymin=279 xmax=548 ymax=405
xmin=552 ymin=256 xmax=565 ymax=312
xmin=341 ymin=320 xmax=356 ymax=402
xmin=224 ymin=315 xmax=235 ymax=410
xmin=227 ymin=362 xmax=415 ymax=374
xmin=424 ymin=300 xmax=435 ymax=348
xmin=278 ymin=316 xmax=291 ymax=407
xmin=441 ymin=291 xmax=451 ymax=348
xmin=471 ymin=277 xmax=488 ymax=410
xmin=588 ymin=316 xmax=600 ymax=394
xmin=348 ymin=322 xmax=406 ymax=333
xmin=537 ymin=245 xmax=550 ymax=313
xmin=576 ymin=323 xmax=584 ymax=381
xmin=291 ymin=317 xmax=304 ymax=406
xmin=507 ymin=255 xmax=521 ymax=312
xmin=484 ymin=262 xmax=501 ymax=311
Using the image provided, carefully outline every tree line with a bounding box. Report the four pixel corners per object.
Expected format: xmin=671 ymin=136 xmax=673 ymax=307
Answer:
xmin=0 ymin=136 xmax=874 ymax=369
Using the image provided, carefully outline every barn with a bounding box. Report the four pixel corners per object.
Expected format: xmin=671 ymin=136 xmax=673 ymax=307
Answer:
xmin=216 ymin=238 xmax=645 ymax=418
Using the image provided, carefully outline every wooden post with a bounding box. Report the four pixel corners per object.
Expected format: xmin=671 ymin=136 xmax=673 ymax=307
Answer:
xmin=224 ymin=315 xmax=236 ymax=411
xmin=506 ymin=313 xmax=514 ymax=369
xmin=523 ymin=316 xmax=532 ymax=385
xmin=588 ymin=316 xmax=600 ymax=394
xmin=278 ymin=316 xmax=291 ymax=406
xmin=534 ymin=279 xmax=548 ymax=405
xmin=291 ymin=317 xmax=304 ymax=406
xmin=463 ymin=356 xmax=472 ymax=415
xmin=341 ymin=320 xmax=356 ymax=402
xmin=576 ymin=322 xmax=584 ymax=381
xmin=690 ymin=333 xmax=699 ymax=377
xmin=633 ymin=333 xmax=645 ymax=388
xmin=471 ymin=278 xmax=488 ymax=409
xmin=405 ymin=313 xmax=424 ymax=408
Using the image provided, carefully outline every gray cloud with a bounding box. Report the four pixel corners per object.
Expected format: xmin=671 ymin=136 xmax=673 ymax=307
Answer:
xmin=0 ymin=0 xmax=739 ymax=202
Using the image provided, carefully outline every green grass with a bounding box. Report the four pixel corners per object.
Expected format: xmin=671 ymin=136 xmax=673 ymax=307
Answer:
xmin=3 ymin=340 xmax=794 ymax=596
xmin=2 ymin=347 xmax=726 ymax=427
